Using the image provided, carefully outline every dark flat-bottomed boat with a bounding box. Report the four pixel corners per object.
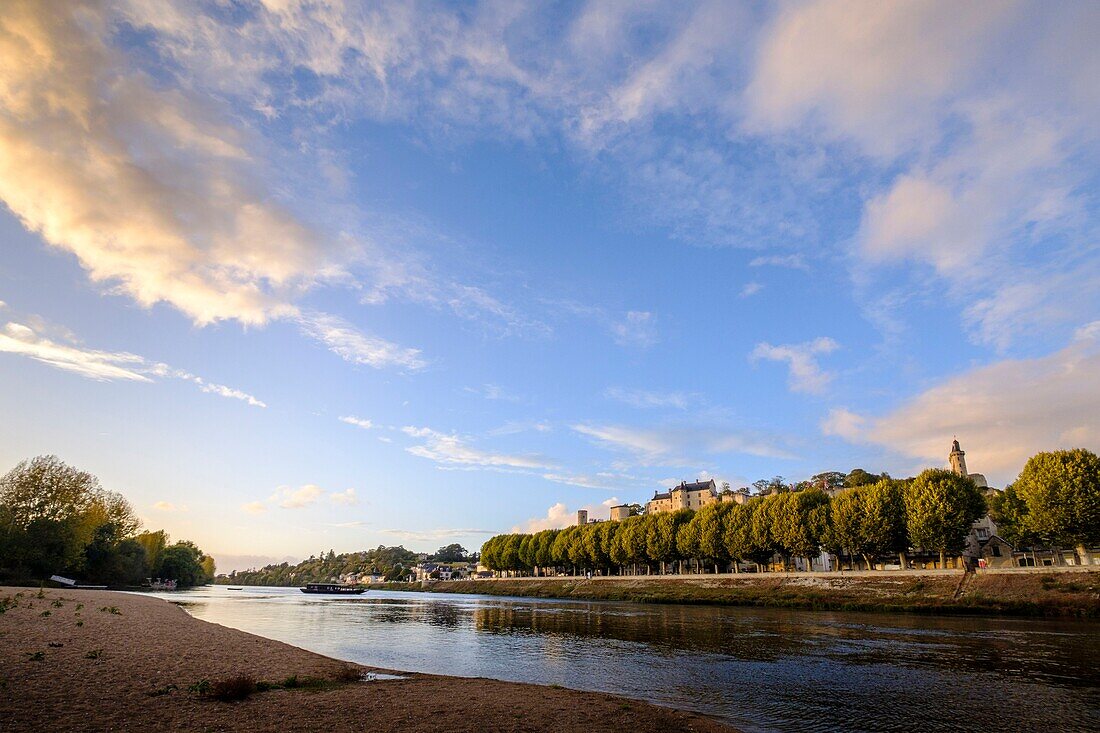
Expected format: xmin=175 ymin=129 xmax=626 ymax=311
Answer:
xmin=300 ymin=582 xmax=366 ymax=595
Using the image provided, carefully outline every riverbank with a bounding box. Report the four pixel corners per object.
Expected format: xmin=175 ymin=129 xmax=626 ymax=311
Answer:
xmin=376 ymin=568 xmax=1100 ymax=617
xmin=0 ymin=587 xmax=733 ymax=732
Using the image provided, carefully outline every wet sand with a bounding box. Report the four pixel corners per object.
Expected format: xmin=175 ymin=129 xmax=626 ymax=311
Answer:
xmin=0 ymin=587 xmax=733 ymax=732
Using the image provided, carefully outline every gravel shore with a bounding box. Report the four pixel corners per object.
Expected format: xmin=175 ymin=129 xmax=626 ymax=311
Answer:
xmin=0 ymin=586 xmax=733 ymax=732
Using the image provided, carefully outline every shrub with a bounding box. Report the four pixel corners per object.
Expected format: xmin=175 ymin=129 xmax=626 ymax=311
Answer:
xmin=85 ymin=649 xmax=103 ymax=659
xmin=333 ymin=666 xmax=362 ymax=683
xmin=210 ymin=675 xmax=257 ymax=702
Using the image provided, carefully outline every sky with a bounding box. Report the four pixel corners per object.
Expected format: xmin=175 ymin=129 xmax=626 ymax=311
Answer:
xmin=0 ymin=1 xmax=1097 ymax=573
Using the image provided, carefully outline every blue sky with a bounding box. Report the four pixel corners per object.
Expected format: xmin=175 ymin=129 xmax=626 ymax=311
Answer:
xmin=1 ymin=1 xmax=1097 ymax=572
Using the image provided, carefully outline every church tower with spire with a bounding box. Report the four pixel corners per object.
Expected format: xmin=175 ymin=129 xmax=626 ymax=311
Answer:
xmin=949 ymin=439 xmax=968 ymax=477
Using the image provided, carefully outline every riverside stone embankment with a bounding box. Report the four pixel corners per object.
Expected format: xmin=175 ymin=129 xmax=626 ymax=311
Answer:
xmin=378 ymin=567 xmax=1100 ymax=617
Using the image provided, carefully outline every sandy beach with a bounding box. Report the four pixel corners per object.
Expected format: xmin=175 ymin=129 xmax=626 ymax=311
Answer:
xmin=0 ymin=587 xmax=733 ymax=732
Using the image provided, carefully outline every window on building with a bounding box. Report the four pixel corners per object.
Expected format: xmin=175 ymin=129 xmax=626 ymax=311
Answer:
xmin=976 ymin=528 xmax=989 ymax=539
xmin=991 ymin=545 xmax=1001 ymax=557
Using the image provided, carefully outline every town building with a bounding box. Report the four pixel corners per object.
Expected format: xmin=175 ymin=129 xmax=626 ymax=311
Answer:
xmin=609 ymin=504 xmax=634 ymax=521
xmin=646 ymin=479 xmax=719 ymax=514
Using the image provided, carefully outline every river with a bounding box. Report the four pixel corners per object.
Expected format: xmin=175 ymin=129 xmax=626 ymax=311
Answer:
xmin=148 ymin=586 xmax=1098 ymax=732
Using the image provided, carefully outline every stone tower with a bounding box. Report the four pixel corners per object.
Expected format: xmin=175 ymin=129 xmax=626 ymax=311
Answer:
xmin=949 ymin=439 xmax=968 ymax=477
xmin=576 ymin=510 xmax=588 ymax=526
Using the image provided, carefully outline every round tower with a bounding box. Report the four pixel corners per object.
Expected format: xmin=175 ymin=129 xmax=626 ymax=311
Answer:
xmin=949 ymin=439 xmax=968 ymax=477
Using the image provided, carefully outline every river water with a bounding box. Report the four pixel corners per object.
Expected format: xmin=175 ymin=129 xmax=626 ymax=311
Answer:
xmin=149 ymin=586 xmax=1098 ymax=732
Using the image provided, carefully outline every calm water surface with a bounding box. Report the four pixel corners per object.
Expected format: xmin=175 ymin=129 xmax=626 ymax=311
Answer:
xmin=147 ymin=586 xmax=1099 ymax=732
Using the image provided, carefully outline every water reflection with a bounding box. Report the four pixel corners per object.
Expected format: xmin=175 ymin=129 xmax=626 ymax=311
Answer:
xmin=143 ymin=587 xmax=1099 ymax=733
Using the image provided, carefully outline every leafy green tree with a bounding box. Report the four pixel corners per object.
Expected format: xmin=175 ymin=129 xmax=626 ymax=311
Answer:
xmin=595 ymin=522 xmax=618 ymax=574
xmin=828 ymin=480 xmax=907 ymax=569
xmin=676 ymin=511 xmax=701 ymax=573
xmin=988 ymin=483 xmax=1030 ymax=547
xmin=432 ymin=544 xmax=468 ymax=562
xmin=647 ymin=510 xmax=689 ymax=574
xmin=156 ymin=541 xmax=208 ymax=587
xmin=750 ymin=494 xmax=785 ymax=569
xmin=904 ymin=469 xmax=986 ymax=568
xmin=1013 ymin=449 xmax=1100 ymax=559
xmin=135 ymin=530 xmax=169 ymax=575
xmin=844 ymin=469 xmax=882 ymax=488
xmin=610 ymin=516 xmax=645 ymax=573
xmin=772 ymin=489 xmax=830 ymax=571
xmin=695 ymin=502 xmax=731 ymax=573
xmin=723 ymin=503 xmax=757 ymax=572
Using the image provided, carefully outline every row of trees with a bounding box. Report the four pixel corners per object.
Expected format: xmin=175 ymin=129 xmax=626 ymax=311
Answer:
xmin=482 ymin=450 xmax=1100 ymax=575
xmin=0 ymin=456 xmax=215 ymax=587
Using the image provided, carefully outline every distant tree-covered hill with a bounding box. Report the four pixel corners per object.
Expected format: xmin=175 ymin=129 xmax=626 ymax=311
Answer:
xmin=216 ymin=545 xmax=420 ymax=585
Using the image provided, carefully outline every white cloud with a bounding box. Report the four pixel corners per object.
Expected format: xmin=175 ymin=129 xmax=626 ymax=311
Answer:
xmin=572 ymin=423 xmax=793 ymax=465
xmin=151 ymin=501 xmax=187 ymax=512
xmin=604 ymin=387 xmax=690 ymax=410
xmin=744 ymin=1 xmax=1100 ymax=348
xmin=297 ymin=312 xmax=426 ymax=371
xmin=339 ymin=415 xmax=374 ymax=430
xmin=240 ymin=501 xmax=268 ymax=515
xmin=740 ymin=282 xmax=764 ymax=298
xmin=820 ymin=408 xmax=866 ymax=443
xmin=0 ymin=2 xmax=334 ymax=326
xmin=272 ymin=484 xmax=325 ymax=509
xmin=330 ymin=488 xmax=358 ymax=506
xmin=512 ymin=502 xmax=572 ymax=534
xmin=824 ymin=329 xmax=1100 ymax=485
xmin=402 ymin=426 xmax=555 ymax=470
xmin=0 ymin=316 xmax=265 ymax=406
xmin=512 ymin=497 xmax=621 ymax=534
xmin=751 ymin=337 xmax=839 ymax=394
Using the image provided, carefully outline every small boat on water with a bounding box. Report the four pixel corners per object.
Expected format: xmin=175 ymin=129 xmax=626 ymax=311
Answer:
xmin=300 ymin=583 xmax=366 ymax=595
xmin=227 ymin=587 xmax=244 ymax=591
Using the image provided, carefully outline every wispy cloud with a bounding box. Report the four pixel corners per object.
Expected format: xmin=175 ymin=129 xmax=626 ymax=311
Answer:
xmin=0 ymin=322 xmax=149 ymax=382
xmin=604 ymin=386 xmax=691 ymax=410
xmin=572 ymin=423 xmax=793 ymax=465
xmin=749 ymin=254 xmax=809 ymax=271
xmin=152 ymin=501 xmax=187 ymax=513
xmin=296 ymin=312 xmax=426 ymax=371
xmin=739 ymin=282 xmax=764 ymax=298
xmin=402 ymin=426 xmax=555 ymax=471
xmin=339 ymin=415 xmax=374 ymax=430
xmin=464 ymin=384 xmax=522 ymax=403
xmin=380 ymin=528 xmax=494 ymax=543
xmin=751 ymin=337 xmax=839 ymax=394
xmin=0 ymin=317 xmax=265 ymax=406
xmin=611 ymin=311 xmax=658 ymax=348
